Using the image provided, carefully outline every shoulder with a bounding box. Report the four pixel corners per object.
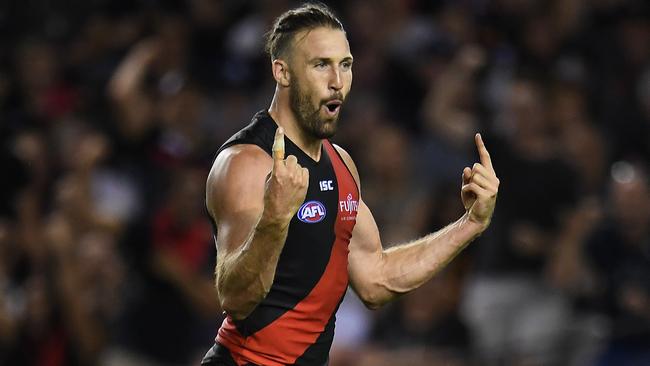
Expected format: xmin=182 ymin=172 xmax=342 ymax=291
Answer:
xmin=332 ymin=143 xmax=361 ymax=191
xmin=218 ymin=110 xmax=276 ymax=156
xmin=208 ymin=144 xmax=271 ymax=181
xmin=206 ymin=144 xmax=272 ymax=215
xmin=217 ymin=142 xmax=270 ymax=162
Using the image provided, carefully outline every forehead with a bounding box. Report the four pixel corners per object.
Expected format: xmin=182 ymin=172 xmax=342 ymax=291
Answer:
xmin=292 ymin=27 xmax=351 ymax=60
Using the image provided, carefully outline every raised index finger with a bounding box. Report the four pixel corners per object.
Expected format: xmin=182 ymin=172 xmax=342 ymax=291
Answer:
xmin=272 ymin=126 xmax=285 ymax=162
xmin=475 ymin=133 xmax=494 ymax=171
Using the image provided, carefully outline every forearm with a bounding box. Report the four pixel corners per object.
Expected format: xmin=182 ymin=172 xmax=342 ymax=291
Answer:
xmin=217 ymin=219 xmax=288 ymax=319
xmin=108 ymin=42 xmax=156 ymax=129
xmin=55 ymin=253 xmax=104 ymax=362
xmin=109 ymin=45 xmax=152 ymax=101
xmin=373 ymin=213 xmax=483 ymax=305
xmin=546 ymin=207 xmax=598 ymax=292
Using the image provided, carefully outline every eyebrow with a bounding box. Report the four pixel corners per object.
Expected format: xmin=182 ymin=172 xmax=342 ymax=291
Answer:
xmin=308 ymin=56 xmax=354 ymax=64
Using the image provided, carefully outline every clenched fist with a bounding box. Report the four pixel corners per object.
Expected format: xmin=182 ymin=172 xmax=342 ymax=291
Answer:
xmin=461 ymin=133 xmax=499 ymax=230
xmin=261 ymin=127 xmax=310 ymax=227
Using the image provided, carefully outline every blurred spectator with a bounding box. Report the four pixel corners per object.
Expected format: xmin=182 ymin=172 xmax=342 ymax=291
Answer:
xmin=420 ymin=43 xmax=485 ymax=185
xmin=14 ymin=40 xmax=78 ymax=121
xmin=359 ymin=123 xmax=433 ymax=244
xmin=582 ymin=162 xmax=650 ymax=365
xmin=101 ymin=167 xmax=217 ymax=366
xmin=364 ymin=262 xmax=471 ymax=366
xmin=548 ymin=83 xmax=606 ymax=195
xmin=461 ymin=77 xmax=579 ymax=366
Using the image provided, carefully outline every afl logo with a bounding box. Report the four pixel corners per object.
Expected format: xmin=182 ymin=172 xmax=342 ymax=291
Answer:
xmin=297 ymin=201 xmax=327 ymax=224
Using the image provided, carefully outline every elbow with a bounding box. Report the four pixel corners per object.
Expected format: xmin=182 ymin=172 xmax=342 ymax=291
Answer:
xmin=215 ymin=264 xmax=271 ymax=320
xmin=356 ymin=286 xmax=389 ymax=311
xmin=355 ymin=278 xmax=408 ymax=310
xmin=219 ymin=295 xmax=256 ymax=320
xmin=220 ymin=300 xmax=250 ymax=320
xmin=218 ymin=287 xmax=268 ymax=320
xmin=361 ymin=294 xmax=391 ymax=311
xmin=362 ymin=299 xmax=383 ymax=311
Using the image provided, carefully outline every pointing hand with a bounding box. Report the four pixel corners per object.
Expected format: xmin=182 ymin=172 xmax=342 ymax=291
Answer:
xmin=261 ymin=127 xmax=310 ymax=226
xmin=461 ymin=133 xmax=499 ymax=230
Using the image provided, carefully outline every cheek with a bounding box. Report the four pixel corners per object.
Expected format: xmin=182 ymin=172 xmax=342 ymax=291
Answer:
xmin=297 ymin=73 xmax=317 ymax=93
xmin=345 ymin=72 xmax=353 ymax=93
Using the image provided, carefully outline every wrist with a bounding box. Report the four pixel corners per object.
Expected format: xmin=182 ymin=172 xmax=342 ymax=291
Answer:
xmin=462 ymin=211 xmax=489 ymax=236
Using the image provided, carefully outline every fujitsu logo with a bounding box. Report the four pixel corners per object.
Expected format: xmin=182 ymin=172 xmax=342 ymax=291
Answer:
xmin=339 ymin=193 xmax=359 ymax=214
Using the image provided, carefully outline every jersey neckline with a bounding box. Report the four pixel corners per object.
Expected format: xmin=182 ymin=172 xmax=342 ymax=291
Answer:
xmin=261 ymin=110 xmax=326 ymax=167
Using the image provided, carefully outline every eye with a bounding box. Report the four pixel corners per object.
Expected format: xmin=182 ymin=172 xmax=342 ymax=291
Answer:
xmin=341 ymin=61 xmax=352 ymax=71
xmin=315 ymin=61 xmax=327 ymax=69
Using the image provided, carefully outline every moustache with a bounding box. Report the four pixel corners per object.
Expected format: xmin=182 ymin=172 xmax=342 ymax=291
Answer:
xmin=322 ymin=92 xmax=344 ymax=105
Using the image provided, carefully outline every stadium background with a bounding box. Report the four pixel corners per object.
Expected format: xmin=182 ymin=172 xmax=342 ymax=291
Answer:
xmin=1 ymin=0 xmax=649 ymax=365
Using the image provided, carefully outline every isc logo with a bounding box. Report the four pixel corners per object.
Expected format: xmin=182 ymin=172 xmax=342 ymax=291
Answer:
xmin=319 ymin=180 xmax=334 ymax=191
xmin=297 ymin=201 xmax=327 ymax=223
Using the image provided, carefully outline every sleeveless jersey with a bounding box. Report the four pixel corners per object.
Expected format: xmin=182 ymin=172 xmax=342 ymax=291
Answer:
xmin=212 ymin=110 xmax=359 ymax=366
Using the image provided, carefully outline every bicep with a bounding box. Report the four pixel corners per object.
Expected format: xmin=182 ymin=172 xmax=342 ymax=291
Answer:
xmin=206 ymin=146 xmax=271 ymax=258
xmin=347 ymin=199 xmax=383 ymax=293
xmin=331 ymin=145 xmax=383 ymax=292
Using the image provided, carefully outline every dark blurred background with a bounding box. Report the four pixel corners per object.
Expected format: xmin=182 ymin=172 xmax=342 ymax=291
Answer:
xmin=1 ymin=0 xmax=649 ymax=365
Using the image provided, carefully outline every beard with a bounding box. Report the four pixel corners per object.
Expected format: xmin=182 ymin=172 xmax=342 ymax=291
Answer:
xmin=289 ymin=76 xmax=343 ymax=139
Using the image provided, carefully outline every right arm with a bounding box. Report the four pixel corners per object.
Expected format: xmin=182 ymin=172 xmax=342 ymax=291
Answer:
xmin=107 ymin=39 xmax=158 ymax=135
xmin=205 ymin=128 xmax=308 ymax=320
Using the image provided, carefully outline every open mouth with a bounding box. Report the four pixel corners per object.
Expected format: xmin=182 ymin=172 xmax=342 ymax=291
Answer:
xmin=324 ymin=100 xmax=342 ymax=114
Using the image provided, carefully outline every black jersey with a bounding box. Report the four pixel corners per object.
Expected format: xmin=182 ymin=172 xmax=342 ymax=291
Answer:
xmin=211 ymin=110 xmax=359 ymax=366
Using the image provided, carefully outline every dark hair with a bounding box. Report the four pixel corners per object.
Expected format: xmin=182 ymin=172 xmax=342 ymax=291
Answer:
xmin=265 ymin=3 xmax=344 ymax=60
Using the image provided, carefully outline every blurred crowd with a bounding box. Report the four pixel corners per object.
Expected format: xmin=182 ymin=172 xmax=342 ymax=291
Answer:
xmin=1 ymin=0 xmax=649 ymax=365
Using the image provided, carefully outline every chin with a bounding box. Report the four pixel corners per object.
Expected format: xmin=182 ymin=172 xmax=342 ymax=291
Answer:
xmin=312 ymin=128 xmax=337 ymax=139
xmin=318 ymin=120 xmax=338 ymax=139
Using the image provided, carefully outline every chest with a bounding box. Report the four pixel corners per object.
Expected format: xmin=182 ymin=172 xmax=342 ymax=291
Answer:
xmin=272 ymin=141 xmax=358 ymax=290
xmin=284 ymin=141 xmax=359 ymax=239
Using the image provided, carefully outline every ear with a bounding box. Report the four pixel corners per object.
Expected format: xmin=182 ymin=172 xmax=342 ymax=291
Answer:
xmin=272 ymin=59 xmax=291 ymax=87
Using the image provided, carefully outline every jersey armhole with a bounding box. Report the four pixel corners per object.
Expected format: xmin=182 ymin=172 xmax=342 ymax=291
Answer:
xmin=216 ymin=141 xmax=272 ymax=160
xmin=325 ymin=140 xmax=360 ymax=196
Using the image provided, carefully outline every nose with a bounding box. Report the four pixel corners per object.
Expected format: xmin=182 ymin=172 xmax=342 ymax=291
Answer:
xmin=329 ymin=67 xmax=343 ymax=91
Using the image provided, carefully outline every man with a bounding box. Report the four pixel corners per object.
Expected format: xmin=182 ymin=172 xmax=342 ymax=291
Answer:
xmin=583 ymin=162 xmax=650 ymax=365
xmin=202 ymin=4 xmax=499 ymax=366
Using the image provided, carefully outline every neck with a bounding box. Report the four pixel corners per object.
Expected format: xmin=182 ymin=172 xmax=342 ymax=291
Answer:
xmin=268 ymin=88 xmax=323 ymax=161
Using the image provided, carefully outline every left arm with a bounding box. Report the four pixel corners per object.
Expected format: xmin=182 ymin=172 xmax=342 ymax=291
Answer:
xmin=337 ymin=133 xmax=499 ymax=309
